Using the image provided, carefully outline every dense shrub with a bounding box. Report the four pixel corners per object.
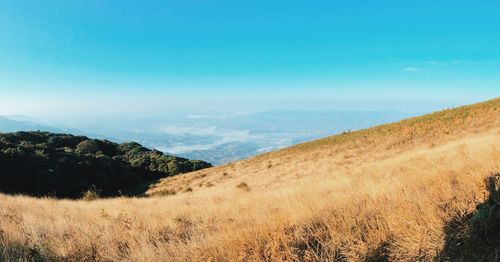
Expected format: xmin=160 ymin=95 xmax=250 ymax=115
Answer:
xmin=75 ymin=140 xmax=100 ymax=155
xmin=0 ymin=131 xmax=212 ymax=198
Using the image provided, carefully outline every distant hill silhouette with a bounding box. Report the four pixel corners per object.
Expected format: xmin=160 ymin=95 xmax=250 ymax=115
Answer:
xmin=0 ymin=131 xmax=211 ymax=198
xmin=0 ymin=116 xmax=62 ymax=133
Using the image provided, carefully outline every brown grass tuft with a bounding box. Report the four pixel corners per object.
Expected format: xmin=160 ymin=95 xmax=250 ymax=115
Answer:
xmin=236 ymin=182 xmax=251 ymax=192
xmin=150 ymin=189 xmax=177 ymax=197
xmin=81 ymin=185 xmax=101 ymax=201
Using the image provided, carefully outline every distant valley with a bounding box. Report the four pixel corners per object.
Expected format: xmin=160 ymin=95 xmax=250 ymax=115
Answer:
xmin=1 ymin=110 xmax=415 ymax=165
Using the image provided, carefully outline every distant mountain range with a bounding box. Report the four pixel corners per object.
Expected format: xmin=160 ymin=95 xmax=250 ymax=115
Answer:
xmin=0 ymin=115 xmax=62 ymax=133
xmin=0 ymin=115 xmax=111 ymax=140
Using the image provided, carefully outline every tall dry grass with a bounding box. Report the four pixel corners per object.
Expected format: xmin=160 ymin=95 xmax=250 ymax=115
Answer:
xmin=0 ymin=129 xmax=498 ymax=261
xmin=0 ymin=98 xmax=499 ymax=261
xmin=148 ymin=98 xmax=499 ymax=196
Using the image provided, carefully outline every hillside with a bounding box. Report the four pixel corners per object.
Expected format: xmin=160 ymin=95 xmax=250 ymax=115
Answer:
xmin=148 ymin=97 xmax=499 ymax=196
xmin=0 ymin=98 xmax=499 ymax=261
xmin=0 ymin=132 xmax=211 ymax=198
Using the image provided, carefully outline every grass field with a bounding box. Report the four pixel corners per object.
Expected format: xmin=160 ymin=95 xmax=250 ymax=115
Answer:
xmin=1 ymin=98 xmax=499 ymax=261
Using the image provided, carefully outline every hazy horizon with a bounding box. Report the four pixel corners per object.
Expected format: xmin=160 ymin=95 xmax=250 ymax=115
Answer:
xmin=0 ymin=108 xmax=417 ymax=164
xmin=1 ymin=1 xmax=499 ymax=164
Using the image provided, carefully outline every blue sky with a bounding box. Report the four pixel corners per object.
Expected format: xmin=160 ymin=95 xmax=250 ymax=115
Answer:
xmin=0 ymin=0 xmax=499 ymax=117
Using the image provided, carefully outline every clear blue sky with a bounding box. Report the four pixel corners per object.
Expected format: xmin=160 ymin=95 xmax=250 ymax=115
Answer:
xmin=0 ymin=0 xmax=498 ymax=117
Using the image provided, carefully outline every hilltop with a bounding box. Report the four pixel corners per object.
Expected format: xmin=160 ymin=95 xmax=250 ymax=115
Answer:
xmin=0 ymin=98 xmax=499 ymax=261
xmin=0 ymin=132 xmax=211 ymax=198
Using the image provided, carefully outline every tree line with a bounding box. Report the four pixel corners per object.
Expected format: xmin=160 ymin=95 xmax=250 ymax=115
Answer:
xmin=0 ymin=131 xmax=211 ymax=198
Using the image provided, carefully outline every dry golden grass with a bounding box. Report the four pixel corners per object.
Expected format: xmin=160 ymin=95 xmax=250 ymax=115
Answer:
xmin=149 ymin=98 xmax=499 ymax=196
xmin=0 ymin=98 xmax=499 ymax=261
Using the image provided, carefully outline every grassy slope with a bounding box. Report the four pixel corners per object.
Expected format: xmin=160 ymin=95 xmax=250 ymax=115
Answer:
xmin=1 ymin=98 xmax=499 ymax=261
xmin=148 ymin=97 xmax=499 ymax=196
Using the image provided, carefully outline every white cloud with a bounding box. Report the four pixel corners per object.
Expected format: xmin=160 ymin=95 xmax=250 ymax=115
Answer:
xmin=402 ymin=67 xmax=422 ymax=72
xmin=153 ymin=125 xmax=262 ymax=153
xmin=186 ymin=114 xmax=227 ymax=119
xmin=425 ymin=60 xmax=463 ymax=65
xmin=152 ymin=124 xmax=296 ymax=154
xmin=424 ymin=61 xmax=443 ymax=65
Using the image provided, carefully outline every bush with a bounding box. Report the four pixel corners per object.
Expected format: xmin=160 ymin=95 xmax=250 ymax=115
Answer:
xmin=75 ymin=140 xmax=100 ymax=155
